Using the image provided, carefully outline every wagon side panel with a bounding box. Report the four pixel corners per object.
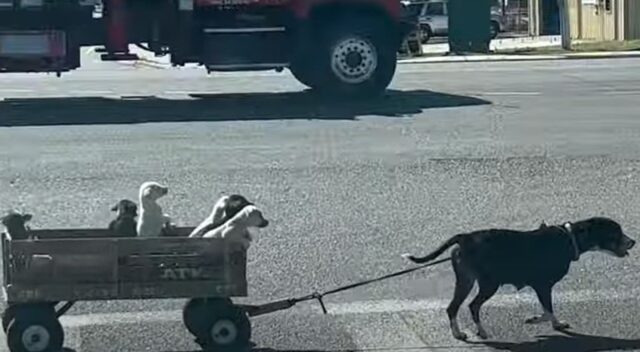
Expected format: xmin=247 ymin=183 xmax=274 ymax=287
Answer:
xmin=116 ymin=238 xmax=248 ymax=299
xmin=4 ymin=238 xmax=119 ymax=302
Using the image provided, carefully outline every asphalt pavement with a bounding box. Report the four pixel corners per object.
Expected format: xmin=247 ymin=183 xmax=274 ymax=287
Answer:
xmin=2 ymin=55 xmax=640 ymax=351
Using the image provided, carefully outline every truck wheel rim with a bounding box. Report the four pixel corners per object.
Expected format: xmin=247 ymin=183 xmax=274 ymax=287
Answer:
xmin=331 ymin=37 xmax=378 ymax=84
xmin=21 ymin=325 xmax=50 ymax=352
xmin=210 ymin=320 xmax=238 ymax=345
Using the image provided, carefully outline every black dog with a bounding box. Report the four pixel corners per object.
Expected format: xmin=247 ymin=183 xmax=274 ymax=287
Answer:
xmin=402 ymin=217 xmax=635 ymax=341
xmin=108 ymin=199 xmax=138 ymax=237
xmin=1 ymin=211 xmax=33 ymax=240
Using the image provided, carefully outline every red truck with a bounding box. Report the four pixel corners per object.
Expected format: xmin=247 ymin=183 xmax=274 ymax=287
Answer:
xmin=0 ymin=0 xmax=416 ymax=97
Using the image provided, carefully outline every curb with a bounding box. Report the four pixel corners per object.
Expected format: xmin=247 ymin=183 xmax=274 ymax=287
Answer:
xmin=398 ymin=50 xmax=640 ymax=64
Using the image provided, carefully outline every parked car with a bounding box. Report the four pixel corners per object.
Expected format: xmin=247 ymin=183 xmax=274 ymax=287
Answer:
xmin=409 ymin=0 xmax=504 ymax=43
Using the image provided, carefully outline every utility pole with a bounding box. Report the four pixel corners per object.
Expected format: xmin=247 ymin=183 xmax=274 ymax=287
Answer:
xmin=557 ymin=0 xmax=572 ymax=50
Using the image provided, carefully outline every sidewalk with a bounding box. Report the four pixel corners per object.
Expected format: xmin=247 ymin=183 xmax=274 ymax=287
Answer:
xmin=400 ymin=35 xmax=640 ymax=64
xmin=422 ymin=35 xmax=562 ymax=54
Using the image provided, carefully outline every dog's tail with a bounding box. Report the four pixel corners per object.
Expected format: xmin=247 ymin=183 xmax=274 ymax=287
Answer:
xmin=401 ymin=234 xmax=464 ymax=264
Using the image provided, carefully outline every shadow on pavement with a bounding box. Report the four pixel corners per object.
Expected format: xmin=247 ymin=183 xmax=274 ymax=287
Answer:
xmin=0 ymin=89 xmax=491 ymax=127
xmin=474 ymin=330 xmax=640 ymax=352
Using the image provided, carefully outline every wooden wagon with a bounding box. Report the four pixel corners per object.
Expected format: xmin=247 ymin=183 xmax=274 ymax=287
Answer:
xmin=1 ymin=228 xmax=301 ymax=352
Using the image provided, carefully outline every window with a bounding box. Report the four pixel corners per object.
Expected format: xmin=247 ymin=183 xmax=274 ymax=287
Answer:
xmin=426 ymin=2 xmax=445 ymax=16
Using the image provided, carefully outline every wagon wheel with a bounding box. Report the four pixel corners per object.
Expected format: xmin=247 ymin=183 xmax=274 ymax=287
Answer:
xmin=185 ymin=299 xmax=251 ymax=352
xmin=182 ymin=298 xmax=232 ymax=335
xmin=6 ymin=305 xmax=64 ymax=352
xmin=3 ymin=303 xmax=56 ymax=333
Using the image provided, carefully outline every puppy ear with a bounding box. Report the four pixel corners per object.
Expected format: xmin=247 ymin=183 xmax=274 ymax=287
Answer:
xmin=22 ymin=214 xmax=32 ymax=222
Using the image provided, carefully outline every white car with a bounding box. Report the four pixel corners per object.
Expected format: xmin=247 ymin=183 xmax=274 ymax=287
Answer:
xmin=409 ymin=0 xmax=504 ymax=43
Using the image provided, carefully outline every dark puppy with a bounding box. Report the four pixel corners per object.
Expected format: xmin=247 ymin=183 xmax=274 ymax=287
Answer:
xmin=1 ymin=211 xmax=33 ymax=240
xmin=402 ymin=217 xmax=635 ymax=341
xmin=108 ymin=199 xmax=138 ymax=237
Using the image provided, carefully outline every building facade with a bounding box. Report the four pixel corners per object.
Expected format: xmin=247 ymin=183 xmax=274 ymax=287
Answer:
xmin=528 ymin=0 xmax=640 ymax=40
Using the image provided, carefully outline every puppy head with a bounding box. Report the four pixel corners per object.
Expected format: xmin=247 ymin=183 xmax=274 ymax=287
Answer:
xmin=111 ymin=199 xmax=138 ymax=218
xmin=225 ymin=194 xmax=253 ymax=219
xmin=576 ymin=217 xmax=635 ymax=258
xmin=208 ymin=194 xmax=253 ymax=225
xmin=139 ymin=182 xmax=169 ymax=202
xmin=1 ymin=211 xmax=32 ymax=239
xmin=232 ymin=205 xmax=269 ymax=229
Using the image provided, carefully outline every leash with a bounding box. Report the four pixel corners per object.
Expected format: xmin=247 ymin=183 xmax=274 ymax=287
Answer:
xmin=291 ymin=256 xmax=452 ymax=315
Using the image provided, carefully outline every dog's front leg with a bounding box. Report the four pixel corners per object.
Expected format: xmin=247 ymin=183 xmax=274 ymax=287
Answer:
xmin=527 ymin=285 xmax=570 ymax=331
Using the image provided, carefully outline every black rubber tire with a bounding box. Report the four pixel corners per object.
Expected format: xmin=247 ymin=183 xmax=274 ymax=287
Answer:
xmin=6 ymin=305 xmax=64 ymax=352
xmin=3 ymin=303 xmax=56 ymax=333
xmin=490 ymin=21 xmax=500 ymax=39
xmin=182 ymin=297 xmax=232 ymax=336
xmin=2 ymin=305 xmax=17 ymax=333
xmin=311 ymin=15 xmax=398 ymax=98
xmin=288 ymin=61 xmax=317 ymax=89
xmin=420 ymin=25 xmax=432 ymax=44
xmin=189 ymin=300 xmax=251 ymax=352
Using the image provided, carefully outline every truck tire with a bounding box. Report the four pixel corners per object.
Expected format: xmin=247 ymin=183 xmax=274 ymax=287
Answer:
xmin=313 ymin=15 xmax=397 ymax=98
xmin=420 ymin=25 xmax=432 ymax=43
xmin=6 ymin=306 xmax=64 ymax=352
xmin=490 ymin=21 xmax=500 ymax=39
xmin=288 ymin=61 xmax=317 ymax=89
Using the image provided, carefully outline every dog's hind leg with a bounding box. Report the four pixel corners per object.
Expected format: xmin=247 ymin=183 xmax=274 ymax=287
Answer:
xmin=469 ymin=280 xmax=499 ymax=340
xmin=526 ymin=284 xmax=570 ymax=331
xmin=446 ymin=248 xmax=475 ymax=341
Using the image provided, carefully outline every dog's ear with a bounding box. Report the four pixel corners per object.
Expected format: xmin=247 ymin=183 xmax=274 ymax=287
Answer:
xmin=22 ymin=214 xmax=32 ymax=222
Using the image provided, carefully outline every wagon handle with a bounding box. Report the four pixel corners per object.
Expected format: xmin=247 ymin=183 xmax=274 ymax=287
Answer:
xmin=248 ymin=256 xmax=450 ymax=317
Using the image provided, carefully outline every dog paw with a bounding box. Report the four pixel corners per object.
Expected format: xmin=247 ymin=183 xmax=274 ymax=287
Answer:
xmin=452 ymin=331 xmax=468 ymax=341
xmin=552 ymin=322 xmax=571 ymax=331
xmin=476 ymin=328 xmax=489 ymax=340
xmin=525 ymin=315 xmax=546 ymax=324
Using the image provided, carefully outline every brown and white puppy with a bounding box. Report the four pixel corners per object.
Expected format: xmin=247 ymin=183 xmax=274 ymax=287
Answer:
xmin=1 ymin=211 xmax=33 ymax=240
xmin=108 ymin=199 xmax=138 ymax=237
xmin=137 ymin=181 xmax=171 ymax=237
xmin=401 ymin=217 xmax=635 ymax=341
xmin=189 ymin=194 xmax=253 ymax=238
xmin=202 ymin=204 xmax=269 ymax=250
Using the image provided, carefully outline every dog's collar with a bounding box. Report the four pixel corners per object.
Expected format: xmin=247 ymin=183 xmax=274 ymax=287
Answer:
xmin=557 ymin=222 xmax=580 ymax=261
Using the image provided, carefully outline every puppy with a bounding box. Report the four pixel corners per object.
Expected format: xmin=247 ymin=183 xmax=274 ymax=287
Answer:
xmin=202 ymin=204 xmax=269 ymax=250
xmin=402 ymin=217 xmax=635 ymax=341
xmin=137 ymin=181 xmax=171 ymax=237
xmin=189 ymin=194 xmax=253 ymax=238
xmin=108 ymin=199 xmax=138 ymax=237
xmin=1 ymin=211 xmax=33 ymax=240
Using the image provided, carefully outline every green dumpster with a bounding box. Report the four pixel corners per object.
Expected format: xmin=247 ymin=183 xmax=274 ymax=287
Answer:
xmin=448 ymin=0 xmax=492 ymax=54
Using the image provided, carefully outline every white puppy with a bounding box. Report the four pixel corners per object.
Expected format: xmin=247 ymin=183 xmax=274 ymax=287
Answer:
xmin=189 ymin=194 xmax=253 ymax=238
xmin=202 ymin=204 xmax=269 ymax=250
xmin=136 ymin=181 xmax=170 ymax=237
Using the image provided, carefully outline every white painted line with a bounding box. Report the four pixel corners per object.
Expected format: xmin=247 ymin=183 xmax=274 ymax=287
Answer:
xmin=69 ymin=90 xmax=113 ymax=95
xmin=476 ymin=92 xmax=541 ymax=96
xmin=602 ymin=90 xmax=640 ymax=96
xmin=163 ymin=91 xmax=213 ymax=95
xmin=60 ymin=286 xmax=640 ymax=328
xmin=0 ymin=89 xmax=33 ymax=93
